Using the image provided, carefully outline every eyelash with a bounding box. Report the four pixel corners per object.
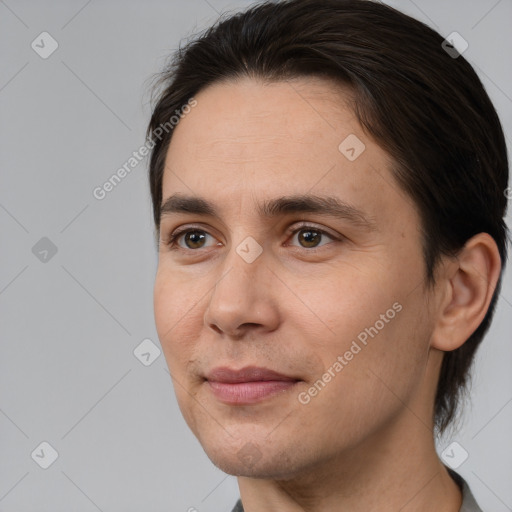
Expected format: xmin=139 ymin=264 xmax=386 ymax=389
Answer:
xmin=162 ymin=223 xmax=340 ymax=253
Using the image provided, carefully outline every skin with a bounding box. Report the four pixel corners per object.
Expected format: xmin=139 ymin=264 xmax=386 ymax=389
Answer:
xmin=153 ymin=76 xmax=501 ymax=511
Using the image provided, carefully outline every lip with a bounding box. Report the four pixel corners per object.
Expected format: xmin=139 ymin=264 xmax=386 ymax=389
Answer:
xmin=205 ymin=365 xmax=299 ymax=383
xmin=204 ymin=366 xmax=301 ymax=405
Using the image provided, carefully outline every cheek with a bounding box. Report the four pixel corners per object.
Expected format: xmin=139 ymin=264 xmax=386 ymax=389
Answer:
xmin=297 ymin=299 xmax=431 ymax=441
xmin=154 ymin=265 xmax=201 ymax=330
xmin=296 ymin=264 xmax=429 ymax=388
xmin=153 ymin=268 xmax=201 ymax=370
xmin=153 ymin=269 xmax=177 ymax=340
xmin=335 ymin=294 xmax=430 ymax=411
xmin=290 ymin=269 xmax=397 ymax=349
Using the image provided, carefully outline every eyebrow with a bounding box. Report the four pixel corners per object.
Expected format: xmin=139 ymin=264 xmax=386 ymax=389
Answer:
xmin=159 ymin=193 xmax=378 ymax=231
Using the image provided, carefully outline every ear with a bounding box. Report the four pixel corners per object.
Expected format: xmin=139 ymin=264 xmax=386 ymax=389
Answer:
xmin=430 ymin=233 xmax=502 ymax=351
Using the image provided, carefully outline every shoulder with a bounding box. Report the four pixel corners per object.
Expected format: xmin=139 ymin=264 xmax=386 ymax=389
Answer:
xmin=447 ymin=468 xmax=484 ymax=512
xmin=230 ymin=498 xmax=244 ymax=512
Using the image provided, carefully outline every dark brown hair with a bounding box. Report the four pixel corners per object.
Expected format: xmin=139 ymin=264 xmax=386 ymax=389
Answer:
xmin=146 ymin=0 xmax=509 ymax=433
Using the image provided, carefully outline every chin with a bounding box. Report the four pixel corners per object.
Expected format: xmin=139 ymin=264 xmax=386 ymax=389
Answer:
xmin=201 ymin=438 xmax=304 ymax=479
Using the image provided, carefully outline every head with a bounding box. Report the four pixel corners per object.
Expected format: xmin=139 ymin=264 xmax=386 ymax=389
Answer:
xmin=147 ymin=0 xmax=508 ymax=477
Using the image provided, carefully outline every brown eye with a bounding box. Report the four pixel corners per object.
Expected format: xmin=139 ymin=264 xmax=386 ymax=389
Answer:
xmin=182 ymin=231 xmax=207 ymax=249
xmin=165 ymin=229 xmax=216 ymax=251
xmin=298 ymin=229 xmax=322 ymax=248
xmin=290 ymin=226 xmax=335 ymax=249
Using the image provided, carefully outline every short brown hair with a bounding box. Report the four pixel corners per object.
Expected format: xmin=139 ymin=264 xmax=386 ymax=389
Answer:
xmin=146 ymin=0 xmax=509 ymax=433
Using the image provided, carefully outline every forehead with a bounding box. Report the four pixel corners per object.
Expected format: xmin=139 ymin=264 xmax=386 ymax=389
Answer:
xmin=165 ymin=76 xmax=359 ymax=166
xmin=161 ymin=77 xmax=410 ymax=224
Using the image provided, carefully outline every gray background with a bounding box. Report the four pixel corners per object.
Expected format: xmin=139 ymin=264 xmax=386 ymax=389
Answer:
xmin=0 ymin=0 xmax=511 ymax=511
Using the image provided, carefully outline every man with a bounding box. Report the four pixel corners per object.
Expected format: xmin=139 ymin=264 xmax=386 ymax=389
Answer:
xmin=147 ymin=0 xmax=509 ymax=510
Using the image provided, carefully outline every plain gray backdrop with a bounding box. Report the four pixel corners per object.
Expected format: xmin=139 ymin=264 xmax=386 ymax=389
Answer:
xmin=1 ymin=0 xmax=511 ymax=511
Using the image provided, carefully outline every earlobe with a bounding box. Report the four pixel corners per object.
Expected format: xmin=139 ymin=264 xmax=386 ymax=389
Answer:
xmin=430 ymin=233 xmax=502 ymax=352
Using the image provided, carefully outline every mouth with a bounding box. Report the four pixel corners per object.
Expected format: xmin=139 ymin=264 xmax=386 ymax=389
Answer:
xmin=204 ymin=365 xmax=301 ymax=405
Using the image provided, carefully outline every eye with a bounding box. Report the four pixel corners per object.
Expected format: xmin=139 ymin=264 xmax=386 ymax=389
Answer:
xmin=163 ymin=228 xmax=218 ymax=251
xmin=287 ymin=224 xmax=337 ymax=249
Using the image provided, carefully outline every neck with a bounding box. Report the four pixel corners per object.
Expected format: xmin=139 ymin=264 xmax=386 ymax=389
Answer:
xmin=236 ymin=409 xmax=462 ymax=512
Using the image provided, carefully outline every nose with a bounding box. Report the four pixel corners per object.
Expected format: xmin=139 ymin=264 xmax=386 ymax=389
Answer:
xmin=203 ymin=242 xmax=280 ymax=338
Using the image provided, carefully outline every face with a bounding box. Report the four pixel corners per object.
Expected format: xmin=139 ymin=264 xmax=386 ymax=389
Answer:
xmin=154 ymin=76 xmax=440 ymax=479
